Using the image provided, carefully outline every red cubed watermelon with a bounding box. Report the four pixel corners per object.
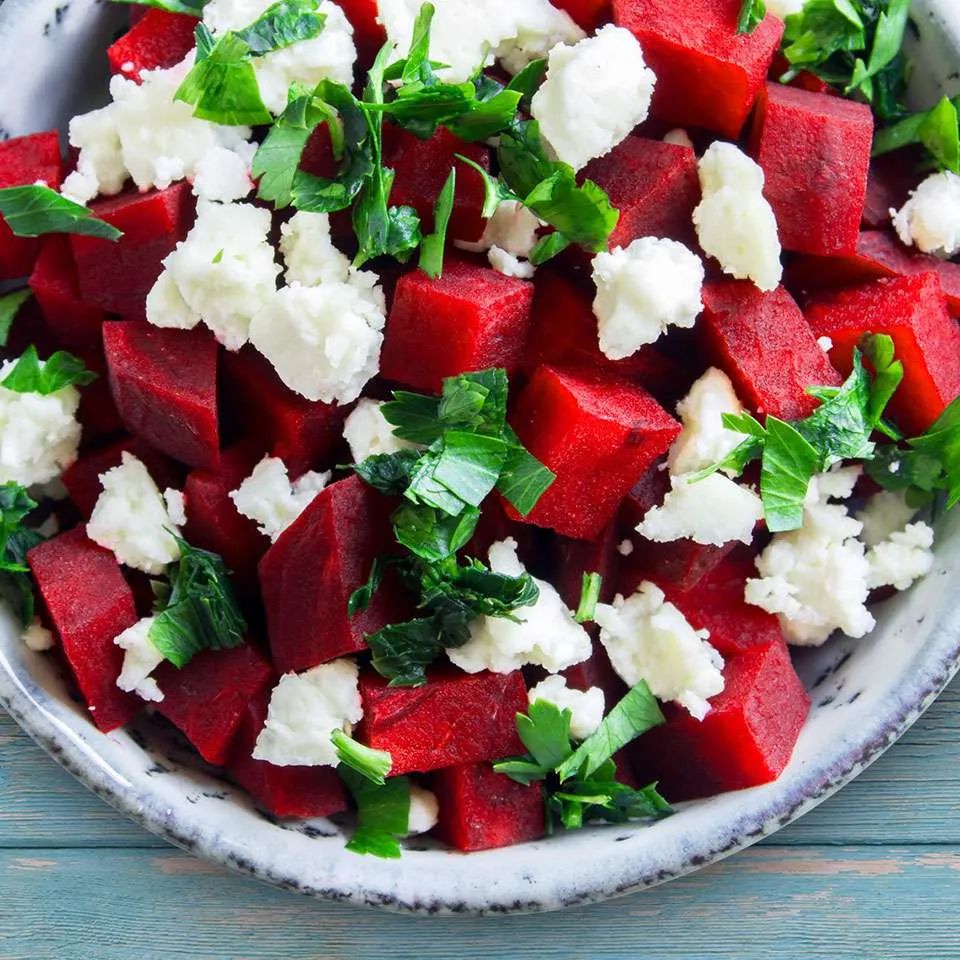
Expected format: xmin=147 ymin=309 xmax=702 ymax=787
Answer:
xmin=28 ymin=528 xmax=139 ymax=732
xmin=749 ymin=82 xmax=873 ymax=256
xmin=336 ymin=0 xmax=386 ymax=67
xmin=699 ymin=281 xmax=841 ymax=421
xmin=551 ymin=0 xmax=610 ymax=30
xmin=103 ymin=320 xmax=220 ymax=470
xmin=358 ymin=667 xmax=527 ymax=775
xmin=807 ymin=272 xmax=960 ymax=436
xmin=71 ymin=182 xmax=195 ymax=320
xmin=381 ymin=259 xmax=534 ymax=392
xmin=432 ymin=762 xmax=545 ymax=851
xmin=154 ymin=644 xmax=274 ymax=766
xmin=506 ymin=366 xmax=680 ymax=540
xmin=613 ymin=0 xmax=783 ymax=137
xmin=630 ymin=639 xmax=809 ymax=800
xmin=107 ymin=8 xmax=199 ymax=81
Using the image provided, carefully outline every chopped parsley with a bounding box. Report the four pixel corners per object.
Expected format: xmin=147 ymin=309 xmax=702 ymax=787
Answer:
xmin=872 ymin=95 xmax=960 ymax=173
xmin=0 ymin=484 xmax=46 ymax=627
xmin=0 ymin=186 xmax=122 ymax=241
xmin=109 ymin=0 xmax=209 ymax=13
xmin=418 ymin=167 xmax=456 ymax=278
xmin=737 ymin=0 xmax=767 ymax=35
xmin=1 ymin=346 xmax=98 ymax=396
xmin=0 ymin=289 xmax=32 ymax=348
xmin=574 ymin=572 xmax=602 ymax=624
xmin=340 ymin=767 xmax=411 ymax=859
xmin=331 ymin=729 xmax=393 ymax=786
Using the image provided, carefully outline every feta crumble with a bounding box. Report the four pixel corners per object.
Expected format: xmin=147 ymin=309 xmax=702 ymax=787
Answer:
xmin=595 ymin=582 xmax=725 ymax=720
xmin=456 ymin=200 xmax=541 ymax=277
xmin=407 ymin=785 xmax=440 ymax=836
xmin=618 ymin=539 xmax=635 ymax=556
xmin=867 ymin=522 xmax=935 ymax=591
xmin=766 ymin=0 xmax=805 ymax=16
xmin=252 ymin=659 xmax=363 ymax=767
xmin=693 ymin=142 xmax=783 ymax=292
xmin=663 ymin=128 xmax=694 ymax=150
xmin=817 ymin=335 xmax=834 ymax=353
xmin=22 ymin=620 xmax=55 ymax=652
xmin=279 ymin=211 xmax=352 ymax=287
xmin=343 ymin=398 xmax=412 ymax=463
xmin=891 ymin=170 xmax=960 ymax=259
xmin=531 ymin=25 xmax=656 ymax=172
xmin=114 ymin=615 xmax=165 ymax=703
xmin=591 ymin=237 xmax=705 ymax=359
xmin=447 ymin=538 xmax=592 ymax=675
xmin=527 ymin=674 xmax=605 ymax=740
xmin=192 ymin=145 xmax=255 ymax=202
xmin=856 ymin=490 xmax=918 ymax=548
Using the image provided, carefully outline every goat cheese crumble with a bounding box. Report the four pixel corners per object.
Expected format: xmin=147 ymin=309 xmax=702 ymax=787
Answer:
xmin=867 ymin=522 xmax=935 ymax=591
xmin=407 ymin=785 xmax=440 ymax=835
xmin=527 ymin=674 xmax=605 ymax=740
xmin=114 ymin=615 xmax=165 ymax=703
xmin=279 ymin=211 xmax=352 ymax=286
xmin=456 ymin=200 xmax=541 ymax=278
xmin=891 ymin=170 xmax=960 ymax=259
xmin=343 ymin=398 xmax=413 ymax=463
xmin=668 ymin=368 xmax=746 ymax=475
xmin=856 ymin=490 xmax=918 ymax=547
xmin=21 ymin=620 xmax=55 ymax=652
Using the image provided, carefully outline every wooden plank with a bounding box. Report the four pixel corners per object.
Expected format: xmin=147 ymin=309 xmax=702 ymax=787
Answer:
xmin=1 ymin=846 xmax=958 ymax=960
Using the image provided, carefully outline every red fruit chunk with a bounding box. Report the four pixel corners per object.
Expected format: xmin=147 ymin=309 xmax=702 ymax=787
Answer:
xmin=552 ymin=523 xmax=619 ymax=612
xmin=432 ymin=762 xmax=545 ymax=851
xmin=155 ymin=645 xmax=273 ymax=766
xmin=768 ymin=54 xmax=830 ymax=95
xmin=71 ymin=182 xmax=195 ymax=320
xmin=613 ymin=0 xmax=783 ymax=137
xmin=107 ymin=9 xmax=199 ymax=81
xmin=807 ymin=272 xmax=960 ymax=436
xmin=699 ymin=281 xmax=841 ymax=421
xmin=0 ymin=131 xmax=64 ymax=279
xmin=630 ymin=640 xmax=809 ymax=800
xmin=358 ymin=668 xmax=527 ymax=775
xmin=507 ymin=366 xmax=680 ymax=540
xmin=551 ymin=0 xmax=610 ymax=30
xmin=65 ymin=345 xmax=125 ymax=444
xmin=862 ymin=152 xmax=924 ymax=230
xmin=103 ymin=321 xmax=220 ymax=470
xmin=228 ymin=693 xmax=348 ymax=819
xmin=336 ymin=0 xmax=385 ymax=66
xmin=28 ymin=528 xmax=139 ymax=732
xmin=259 ymin=475 xmax=399 ymax=673
xmin=381 ymin=259 xmax=534 ymax=392
xmin=749 ymin=83 xmax=872 ymax=256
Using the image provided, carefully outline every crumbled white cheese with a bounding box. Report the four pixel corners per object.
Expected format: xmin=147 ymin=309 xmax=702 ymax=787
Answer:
xmin=663 ymin=128 xmax=694 ymax=150
xmin=817 ymin=335 xmax=834 ymax=353
xmin=668 ymin=367 xmax=745 ymax=476
xmin=856 ymin=490 xmax=918 ymax=548
xmin=637 ymin=472 xmax=763 ymax=546
xmin=163 ymin=489 xmax=187 ymax=528
xmin=147 ymin=200 xmax=282 ymax=352
xmin=766 ymin=0 xmax=805 ymax=16
xmin=343 ymin=398 xmax=412 ymax=463
xmin=87 ymin=453 xmax=183 ymax=575
xmin=488 ymin=247 xmax=536 ymax=279
xmin=693 ymin=141 xmax=783 ymax=292
xmin=493 ymin=0 xmax=585 ymax=75
xmin=192 ymin=144 xmax=255 ymax=202
xmin=867 ymin=521 xmax=935 ymax=591
xmin=229 ymin=456 xmax=329 ymax=542
xmin=618 ymin=539 xmax=634 ymax=556
xmin=531 ymin=25 xmax=656 ymax=172
xmin=456 ymin=199 xmax=541 ymax=275
xmin=527 ymin=674 xmax=605 ymax=741
xmin=407 ymin=785 xmax=440 ymax=836
xmin=447 ymin=538 xmax=592 ymax=675
xmin=114 ymin=615 xmax=165 ymax=703
xmin=591 ymin=237 xmax=705 ymax=359
xmin=595 ymin=582 xmax=725 ymax=720
xmin=22 ymin=620 xmax=55 ymax=652
xmin=279 ymin=211 xmax=352 ymax=286
xmin=252 ymin=659 xmax=363 ymax=767
xmin=0 ymin=364 xmax=81 ymax=487
xmin=891 ymin=170 xmax=960 ymax=259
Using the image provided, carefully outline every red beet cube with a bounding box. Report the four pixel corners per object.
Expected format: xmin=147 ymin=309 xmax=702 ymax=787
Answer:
xmin=551 ymin=0 xmax=610 ymax=30
xmin=227 ymin=692 xmax=348 ymax=819
xmin=699 ymin=281 xmax=841 ymax=421
xmin=259 ymin=475 xmax=399 ymax=673
xmin=107 ymin=9 xmax=199 ymax=81
xmin=381 ymin=259 xmax=534 ymax=392
xmin=507 ymin=366 xmax=680 ymax=540
xmin=103 ymin=320 xmax=220 ymax=470
xmin=807 ymin=272 xmax=960 ymax=436
xmin=155 ymin=644 xmax=273 ymax=766
xmin=432 ymin=762 xmax=545 ymax=851
xmin=336 ymin=0 xmax=385 ymax=67
xmin=28 ymin=528 xmax=139 ymax=732
xmin=749 ymin=83 xmax=872 ymax=256
xmin=358 ymin=667 xmax=527 ymax=775
xmin=71 ymin=182 xmax=195 ymax=320
xmin=613 ymin=0 xmax=783 ymax=137
xmin=0 ymin=131 xmax=64 ymax=279
xmin=630 ymin=640 xmax=809 ymax=800
xmin=862 ymin=152 xmax=925 ymax=230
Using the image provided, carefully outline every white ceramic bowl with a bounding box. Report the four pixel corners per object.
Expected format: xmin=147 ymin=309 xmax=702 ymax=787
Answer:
xmin=1 ymin=0 xmax=959 ymax=916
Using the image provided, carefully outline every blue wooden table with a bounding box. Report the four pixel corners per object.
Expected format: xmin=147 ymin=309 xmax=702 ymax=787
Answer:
xmin=1 ymin=678 xmax=957 ymax=960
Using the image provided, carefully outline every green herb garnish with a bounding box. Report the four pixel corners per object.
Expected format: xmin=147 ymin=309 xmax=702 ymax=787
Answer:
xmin=0 ymin=289 xmax=32 ymax=348
xmin=737 ymin=0 xmax=767 ymax=34
xmin=574 ymin=572 xmax=602 ymax=624
xmin=0 ymin=484 xmax=46 ymax=627
xmin=1 ymin=346 xmax=98 ymax=395
xmin=872 ymin=95 xmax=960 ymax=173
xmin=0 ymin=186 xmax=122 ymax=241
xmin=418 ymin=167 xmax=456 ymax=278
xmin=340 ymin=767 xmax=411 ymax=859
xmin=332 ymin=729 xmax=393 ymax=786
xmin=108 ymin=0 xmax=209 ymax=14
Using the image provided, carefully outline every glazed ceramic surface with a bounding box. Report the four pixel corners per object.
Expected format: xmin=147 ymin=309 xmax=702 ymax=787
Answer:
xmin=1 ymin=0 xmax=959 ymax=916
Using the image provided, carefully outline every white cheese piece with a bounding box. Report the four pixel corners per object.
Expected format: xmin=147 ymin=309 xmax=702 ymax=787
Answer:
xmin=406 ymin=785 xmax=440 ymax=836
xmin=527 ymin=674 xmax=605 ymax=740
xmin=817 ymin=335 xmax=834 ymax=353
xmin=618 ymin=538 xmax=635 ymax=556
xmin=663 ymin=128 xmax=694 ymax=150
xmin=147 ymin=200 xmax=282 ymax=351
xmin=0 ymin=363 xmax=81 ymax=487
xmin=668 ymin=367 xmax=745 ymax=475
xmin=866 ymin=521 xmax=935 ymax=591
xmin=693 ymin=141 xmax=783 ymax=292
xmin=163 ymin=489 xmax=187 ymax=527
xmin=591 ymin=237 xmax=705 ymax=359
xmin=493 ymin=0 xmax=585 ymax=74
xmin=487 ymin=247 xmax=536 ymax=279
xmin=766 ymin=0 xmax=805 ymax=16
xmin=280 ymin=211 xmax=352 ymax=286
xmin=343 ymin=398 xmax=412 ymax=463
xmin=856 ymin=490 xmax=918 ymax=548
xmin=192 ymin=144 xmax=255 ymax=202
xmin=447 ymin=538 xmax=592 ymax=675
xmin=891 ymin=170 xmax=960 ymax=259
xmin=229 ymin=456 xmax=330 ymax=542
xmin=531 ymin=25 xmax=656 ymax=172
xmin=87 ymin=453 xmax=183 ymax=575
xmin=252 ymin=659 xmax=363 ymax=767
xmin=456 ymin=199 xmax=541 ymax=275
xmin=22 ymin=620 xmax=55 ymax=652
xmin=114 ymin=616 xmax=165 ymax=703
xmin=595 ymin=582 xmax=724 ymax=720
xmin=637 ymin=472 xmax=763 ymax=546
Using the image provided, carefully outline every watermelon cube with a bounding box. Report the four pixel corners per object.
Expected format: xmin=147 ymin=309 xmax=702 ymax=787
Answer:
xmin=506 ymin=366 xmax=680 ymax=540
xmin=432 ymin=762 xmax=545 ymax=851
xmin=336 ymin=0 xmax=385 ymax=67
xmin=699 ymin=281 xmax=841 ymax=421
xmin=749 ymin=82 xmax=873 ymax=256
xmin=630 ymin=639 xmax=809 ymax=800
xmin=154 ymin=644 xmax=274 ymax=766
xmin=551 ymin=0 xmax=610 ymax=30
xmin=103 ymin=320 xmax=220 ymax=470
xmin=71 ymin=182 xmax=195 ymax=320
xmin=381 ymin=259 xmax=534 ymax=393
xmin=107 ymin=8 xmax=199 ymax=81
xmin=807 ymin=272 xmax=960 ymax=436
xmin=358 ymin=667 xmax=527 ymax=775
xmin=0 ymin=131 xmax=64 ymax=279
xmin=613 ymin=0 xmax=783 ymax=137
xmin=28 ymin=528 xmax=139 ymax=732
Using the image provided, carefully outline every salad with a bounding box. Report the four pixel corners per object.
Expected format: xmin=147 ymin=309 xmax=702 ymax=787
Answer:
xmin=0 ymin=0 xmax=958 ymax=859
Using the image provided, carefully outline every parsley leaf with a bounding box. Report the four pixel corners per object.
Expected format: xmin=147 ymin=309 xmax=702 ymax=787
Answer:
xmin=737 ymin=0 xmax=767 ymax=34
xmin=872 ymin=95 xmax=960 ymax=173
xmin=418 ymin=167 xmax=455 ymax=278
xmin=0 ymin=186 xmax=122 ymax=241
xmin=233 ymin=0 xmax=325 ymax=54
xmin=365 ymin=617 xmax=446 ymax=687
xmin=108 ymin=0 xmax=209 ymax=13
xmin=2 ymin=346 xmax=98 ymax=395
xmin=352 ymin=450 xmax=421 ymax=495
xmin=331 ymin=729 xmax=393 ymax=785
xmin=0 ymin=484 xmax=46 ymax=627
xmin=760 ymin=417 xmax=821 ymax=532
xmin=340 ymin=767 xmax=411 ymax=859
xmin=0 ymin=289 xmax=31 ymax=347
xmin=495 ymin=435 xmax=556 ymax=516
xmin=575 ymin=572 xmax=602 ymax=624
xmin=517 ymin=699 xmax=573 ymax=773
